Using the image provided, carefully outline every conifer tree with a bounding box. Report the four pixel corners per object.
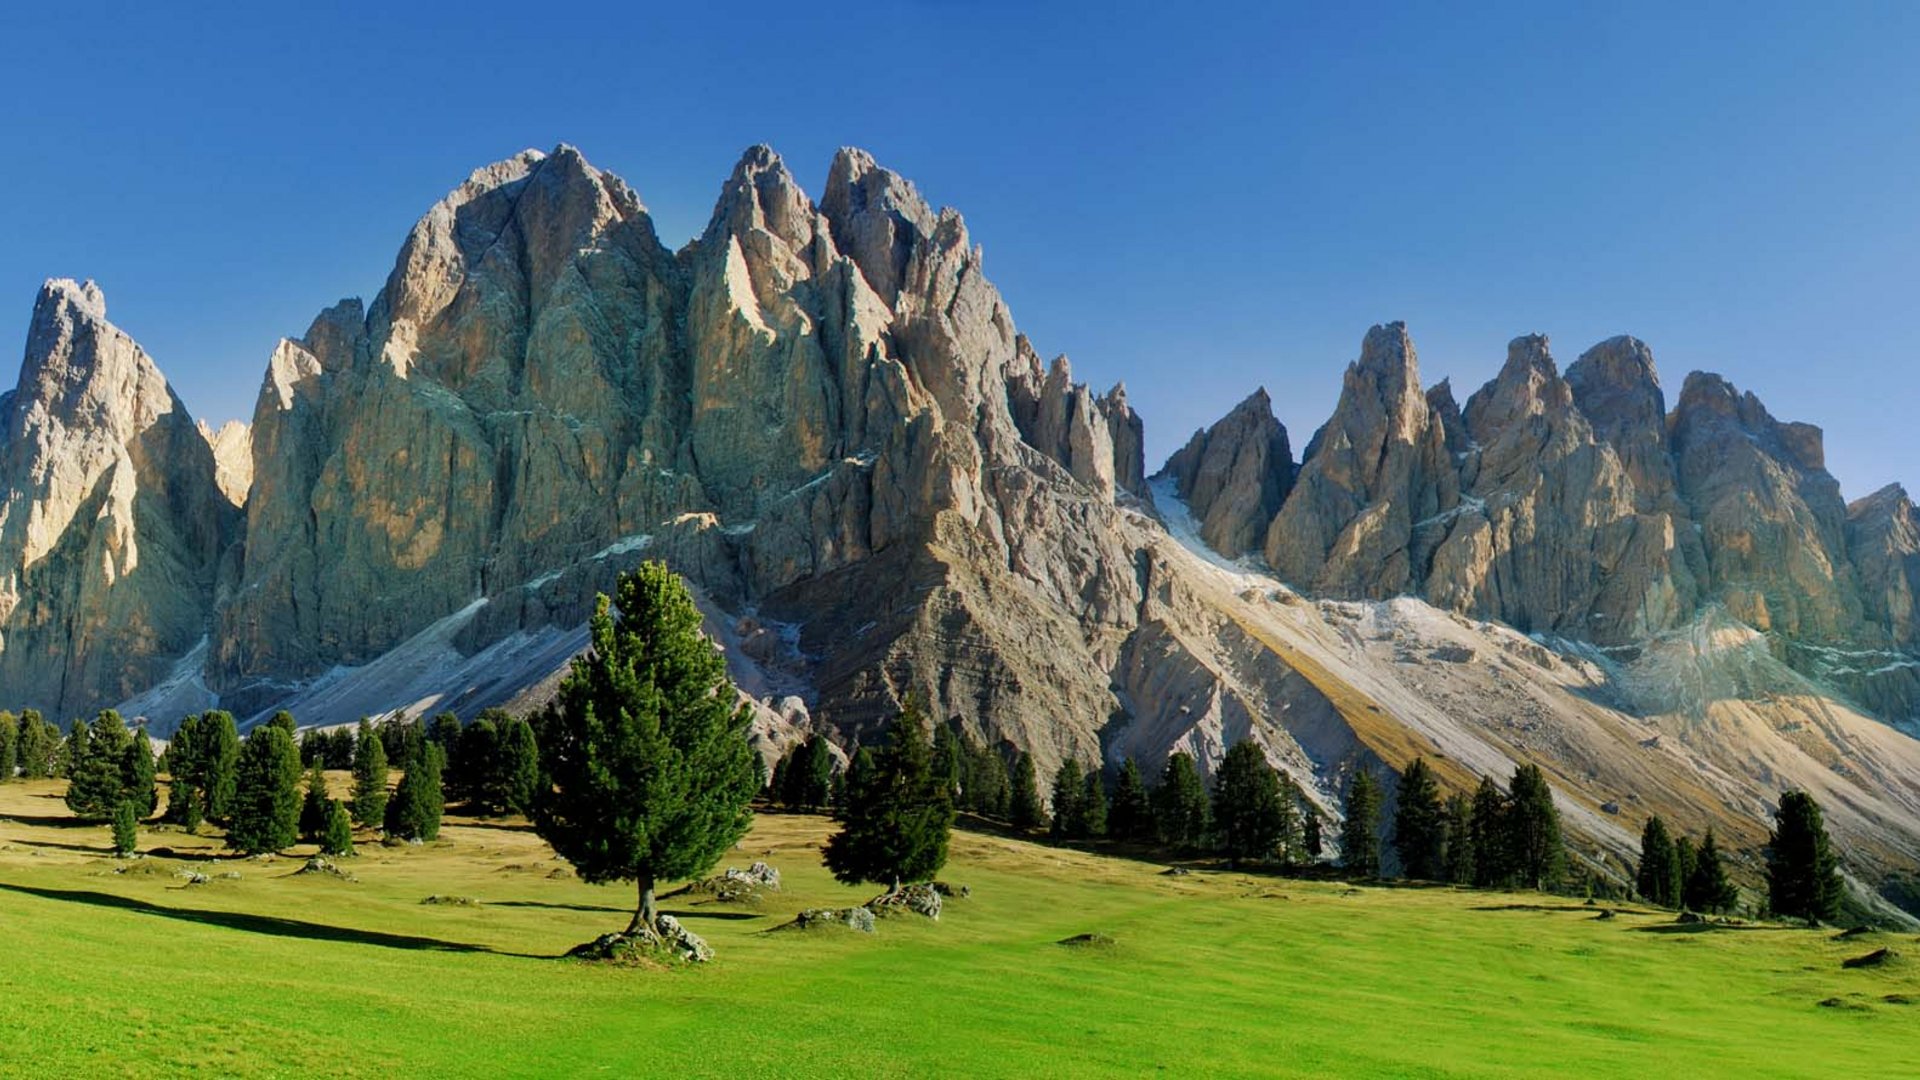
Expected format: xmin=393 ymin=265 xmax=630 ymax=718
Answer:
xmin=300 ymin=760 xmax=332 ymax=842
xmin=124 ymin=730 xmax=158 ymax=819
xmin=823 ymin=696 xmax=954 ymax=892
xmin=1506 ymin=763 xmax=1565 ymax=891
xmin=1766 ymin=790 xmax=1843 ymax=924
xmin=1685 ymin=827 xmax=1738 ymax=915
xmin=386 ymin=741 xmax=445 ymax=842
xmin=1303 ymin=809 xmax=1324 ymax=862
xmin=769 ymin=748 xmax=791 ymax=801
xmin=1151 ymin=751 xmax=1210 ymax=850
xmin=495 ymin=715 xmax=541 ymax=816
xmin=267 ymin=710 xmax=297 ymax=739
xmin=427 ymin=711 xmax=462 ymax=752
xmin=1107 ymin=758 xmax=1154 ymax=842
xmin=169 ymin=774 xmax=203 ymax=832
xmin=1051 ymin=759 xmax=1087 ymax=840
xmin=199 ymin=711 xmax=240 ymax=823
xmin=322 ymin=799 xmax=355 ymax=857
xmin=351 ymin=718 xmax=389 ymax=828
xmin=1212 ymin=740 xmax=1285 ymax=868
xmin=66 ymin=713 xmax=132 ymax=819
xmin=1392 ymin=756 xmax=1446 ymax=880
xmin=931 ymin=721 xmax=963 ymax=803
xmin=1674 ymin=835 xmax=1698 ymax=906
xmin=1275 ymin=774 xmax=1305 ymax=868
xmin=111 ymin=799 xmax=137 ymax=857
xmin=1341 ymin=769 xmax=1383 ymax=877
xmin=1009 ymin=751 xmax=1045 ymax=831
xmin=228 ymin=726 xmax=302 ymax=854
xmin=1469 ymin=776 xmax=1511 ymax=887
xmin=781 ymin=735 xmax=834 ymax=812
xmin=1081 ymin=769 xmax=1108 ymax=838
xmin=1637 ymin=815 xmax=1680 ymax=907
xmin=451 ymin=715 xmax=499 ymax=808
xmin=16 ymin=710 xmax=57 ymax=779
xmin=0 ymin=711 xmax=17 ymax=781
xmin=961 ymin=737 xmax=1011 ymax=819
xmin=532 ymin=563 xmax=760 ymax=937
xmin=1443 ymin=793 xmax=1475 ymax=885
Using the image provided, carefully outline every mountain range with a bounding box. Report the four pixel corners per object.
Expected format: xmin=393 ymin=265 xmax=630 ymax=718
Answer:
xmin=4 ymin=144 xmax=1918 ymax=917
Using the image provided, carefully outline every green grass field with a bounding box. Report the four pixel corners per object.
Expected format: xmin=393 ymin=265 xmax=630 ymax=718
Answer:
xmin=0 ymin=778 xmax=1913 ymax=1079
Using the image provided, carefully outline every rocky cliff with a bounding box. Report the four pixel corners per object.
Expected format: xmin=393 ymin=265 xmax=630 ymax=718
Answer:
xmin=0 ymin=280 xmax=234 ymax=716
xmin=5 ymin=146 xmax=1920 ymax=915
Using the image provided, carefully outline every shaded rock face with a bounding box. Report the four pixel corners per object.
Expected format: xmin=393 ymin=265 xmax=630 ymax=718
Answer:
xmin=0 ymin=280 xmax=234 ymax=715
xmin=1669 ymin=371 xmax=1862 ymax=643
xmin=1263 ymin=323 xmax=1458 ymax=596
xmin=1848 ymin=485 xmax=1920 ymax=648
xmin=1157 ymin=388 xmax=1292 ymax=556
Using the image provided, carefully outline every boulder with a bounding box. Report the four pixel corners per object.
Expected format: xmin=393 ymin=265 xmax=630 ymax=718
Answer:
xmin=871 ymin=883 xmax=943 ymax=920
xmin=784 ymin=906 xmax=876 ymax=933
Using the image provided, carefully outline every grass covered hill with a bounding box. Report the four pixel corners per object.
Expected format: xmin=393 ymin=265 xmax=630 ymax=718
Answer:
xmin=0 ymin=778 xmax=1914 ymax=1078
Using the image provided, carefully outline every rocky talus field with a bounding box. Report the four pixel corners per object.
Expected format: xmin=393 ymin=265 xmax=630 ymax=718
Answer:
xmin=3 ymin=144 xmax=1920 ymax=915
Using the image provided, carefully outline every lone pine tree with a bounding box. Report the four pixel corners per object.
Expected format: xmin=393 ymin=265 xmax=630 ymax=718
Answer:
xmin=111 ymin=799 xmax=137 ymax=857
xmin=532 ymin=562 xmax=759 ymax=939
xmin=1685 ymin=827 xmax=1738 ymax=914
xmin=823 ymin=695 xmax=955 ymax=893
xmin=322 ymin=799 xmax=355 ymax=857
xmin=1766 ymin=790 xmax=1843 ymax=925
xmin=1637 ymin=815 xmax=1682 ymax=907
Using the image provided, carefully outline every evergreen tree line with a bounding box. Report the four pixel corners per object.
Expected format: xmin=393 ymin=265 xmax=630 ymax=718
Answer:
xmin=1634 ymin=815 xmax=1738 ymax=914
xmin=0 ymin=709 xmax=63 ymax=780
xmin=1386 ymin=758 xmax=1566 ymax=890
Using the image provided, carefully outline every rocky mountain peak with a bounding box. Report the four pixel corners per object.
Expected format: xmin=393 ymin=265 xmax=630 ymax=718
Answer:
xmin=0 ymin=280 xmax=231 ymax=714
xmin=820 ymin=147 xmax=937 ymax=305
xmin=1262 ymin=322 xmax=1457 ymax=596
xmin=1461 ymin=334 xmax=1573 ymax=448
xmin=1158 ymin=387 xmax=1293 ymax=556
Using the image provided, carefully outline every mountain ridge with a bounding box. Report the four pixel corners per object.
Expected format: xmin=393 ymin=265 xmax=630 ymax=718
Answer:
xmin=4 ymin=144 xmax=1919 ymax=916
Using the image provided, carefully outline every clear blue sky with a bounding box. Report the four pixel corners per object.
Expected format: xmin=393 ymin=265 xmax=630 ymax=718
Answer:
xmin=3 ymin=2 xmax=1917 ymax=497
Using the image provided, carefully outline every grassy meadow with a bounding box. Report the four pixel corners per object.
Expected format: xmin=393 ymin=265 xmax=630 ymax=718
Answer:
xmin=0 ymin=777 xmax=1913 ymax=1078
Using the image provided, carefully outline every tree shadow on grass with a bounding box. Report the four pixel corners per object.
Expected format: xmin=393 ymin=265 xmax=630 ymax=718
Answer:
xmin=1471 ymin=903 xmax=1666 ymax=916
xmin=0 ymin=881 xmax=559 ymax=958
xmin=662 ymin=908 xmax=764 ymax=922
xmin=0 ymin=811 xmax=100 ymax=829
xmin=1632 ymin=921 xmax=1791 ymax=935
xmin=488 ymin=899 xmax=631 ymax=915
xmin=13 ymin=838 xmax=110 ymax=856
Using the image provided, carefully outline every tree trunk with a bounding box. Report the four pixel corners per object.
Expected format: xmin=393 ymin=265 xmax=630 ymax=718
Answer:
xmin=626 ymin=873 xmax=658 ymax=936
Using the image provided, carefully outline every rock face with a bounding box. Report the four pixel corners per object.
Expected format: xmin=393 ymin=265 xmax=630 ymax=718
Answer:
xmin=1425 ymin=335 xmax=1697 ymax=643
xmin=197 ymin=419 xmax=252 ymax=507
xmin=0 ymin=280 xmax=233 ymax=716
xmin=1157 ymin=388 xmax=1292 ymax=557
xmin=1263 ymin=323 xmax=1458 ymax=596
xmin=1181 ymin=321 xmax=1920 ymax=726
xmin=1669 ymin=371 xmax=1862 ymax=642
